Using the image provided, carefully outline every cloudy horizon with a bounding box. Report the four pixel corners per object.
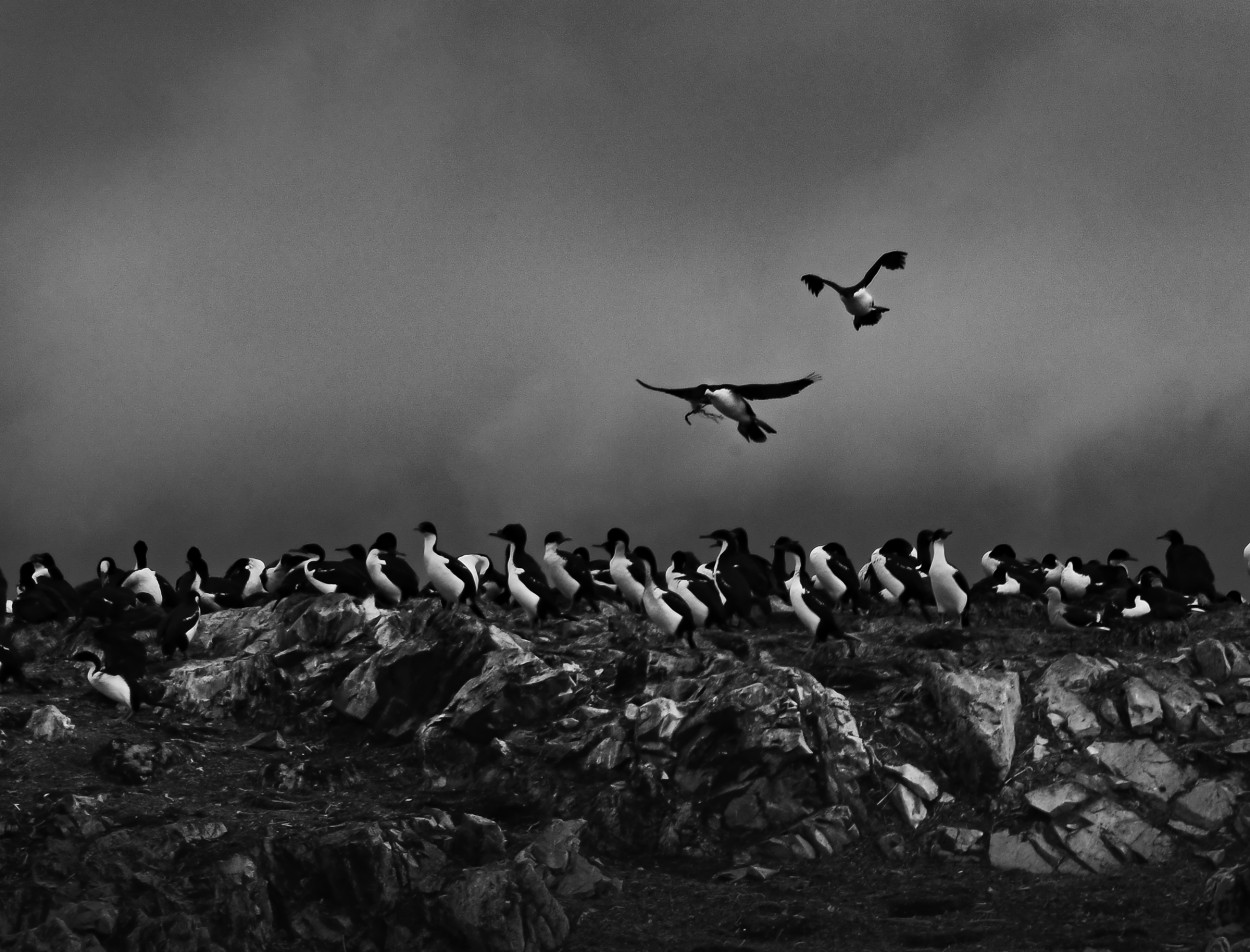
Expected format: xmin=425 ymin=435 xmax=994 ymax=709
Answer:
xmin=3 ymin=3 xmax=1249 ymax=594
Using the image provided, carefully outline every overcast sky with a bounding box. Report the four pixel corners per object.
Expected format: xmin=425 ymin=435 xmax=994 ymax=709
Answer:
xmin=3 ymin=2 xmax=1248 ymax=592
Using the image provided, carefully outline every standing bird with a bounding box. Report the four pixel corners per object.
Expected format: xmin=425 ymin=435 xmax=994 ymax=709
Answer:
xmin=416 ymin=522 xmax=484 ymax=618
xmin=158 ymin=590 xmax=201 ymax=658
xmin=597 ymin=527 xmax=646 ymax=613
xmin=809 ymin=541 xmax=871 ymax=613
xmin=71 ymin=649 xmax=172 ymax=720
xmin=364 ymin=532 xmax=421 ymax=607
xmin=775 ymin=538 xmax=862 ymax=653
xmin=928 ymin=529 xmax=971 ymax=627
xmin=490 ymin=524 xmax=568 ymax=631
xmin=635 ymin=373 xmax=821 ymax=443
xmin=631 ymin=546 xmax=695 ymax=649
xmin=801 ymin=250 xmax=907 ymax=330
xmin=541 ymin=532 xmax=600 ymax=612
xmin=1158 ymin=530 xmax=1220 ymax=601
xmin=121 ymin=541 xmax=175 ymax=608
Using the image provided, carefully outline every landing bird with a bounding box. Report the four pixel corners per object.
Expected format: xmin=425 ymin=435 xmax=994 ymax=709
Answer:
xmin=801 ymin=250 xmax=907 ymax=330
xmin=635 ymin=373 xmax=821 ymax=443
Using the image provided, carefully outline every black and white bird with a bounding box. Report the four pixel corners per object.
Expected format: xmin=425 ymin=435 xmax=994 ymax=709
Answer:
xmin=928 ymin=529 xmax=971 ymax=627
xmin=775 ymin=538 xmax=862 ymax=653
xmin=597 ymin=527 xmax=646 ymax=613
xmin=541 ymin=532 xmax=600 ymax=612
xmin=631 ymin=546 xmax=696 ymax=649
xmin=490 ymin=523 xmax=568 ymax=630
xmin=635 ymin=373 xmax=821 ymax=443
xmin=808 ymin=541 xmax=870 ymax=613
xmin=416 ymin=522 xmax=485 ymax=618
xmin=365 ymin=532 xmax=421 ymax=607
xmin=801 ymin=250 xmax=907 ymax=330
xmin=1044 ymin=587 xmax=1108 ymax=632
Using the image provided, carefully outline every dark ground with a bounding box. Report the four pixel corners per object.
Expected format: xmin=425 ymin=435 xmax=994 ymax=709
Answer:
xmin=0 ymin=603 xmax=1237 ymax=952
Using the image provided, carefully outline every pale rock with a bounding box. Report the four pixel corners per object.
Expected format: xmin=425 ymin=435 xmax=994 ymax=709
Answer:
xmin=1141 ymin=666 xmax=1208 ymax=733
xmin=1172 ymin=778 xmax=1245 ymax=832
xmin=1123 ymin=676 xmax=1163 ymax=735
xmin=27 ymin=705 xmax=74 ymax=742
xmin=1077 ymin=797 xmax=1174 ymax=863
xmin=925 ymin=665 xmax=1021 ymax=791
xmin=988 ymin=830 xmax=1057 ymax=873
xmin=890 ymin=782 xmax=927 ymax=829
xmin=880 ymin=762 xmax=940 ymax=801
xmin=1091 ymin=739 xmax=1196 ymax=806
xmin=1025 ymin=781 xmax=1091 ymax=816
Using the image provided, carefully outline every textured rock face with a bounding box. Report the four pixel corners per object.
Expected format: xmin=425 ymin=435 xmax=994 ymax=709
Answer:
xmin=925 ymin=665 xmax=1021 ymax=792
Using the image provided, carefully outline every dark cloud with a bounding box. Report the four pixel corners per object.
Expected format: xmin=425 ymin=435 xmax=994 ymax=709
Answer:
xmin=2 ymin=4 xmax=1249 ymax=595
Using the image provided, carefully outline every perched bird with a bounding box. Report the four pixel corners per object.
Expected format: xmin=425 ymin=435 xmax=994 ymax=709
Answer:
xmin=416 ymin=522 xmax=484 ymax=618
xmin=1044 ymin=587 xmax=1108 ymax=631
xmin=928 ymin=529 xmax=971 ymax=627
xmin=541 ymin=532 xmax=600 ymax=612
xmin=981 ymin=544 xmax=1018 ymax=578
xmin=635 ymin=373 xmax=821 ymax=443
xmin=701 ymin=528 xmax=770 ymax=626
xmin=365 ymin=532 xmax=421 ymax=607
xmin=1158 ymin=530 xmax=1219 ymax=601
xmin=775 ymin=538 xmax=862 ymax=653
xmin=11 ymin=562 xmax=74 ymax=624
xmin=289 ymin=544 xmax=373 ymax=598
xmin=597 ymin=527 xmax=646 ymax=613
xmin=665 ymin=551 xmax=730 ymax=630
xmin=631 ymin=546 xmax=695 ymax=649
xmin=158 ymin=590 xmax=201 ymax=657
xmin=121 ymin=541 xmax=175 ymax=608
xmin=869 ymin=538 xmax=933 ymax=620
xmin=800 ymin=250 xmax=907 ymax=330
xmin=808 ymin=542 xmax=869 ymax=612
xmin=71 ymin=649 xmax=171 ymax=720
xmin=1059 ymin=557 xmax=1094 ymax=601
xmin=490 ymin=523 xmax=568 ymax=630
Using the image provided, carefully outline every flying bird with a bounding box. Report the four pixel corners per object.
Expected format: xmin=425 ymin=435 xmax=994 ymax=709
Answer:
xmin=635 ymin=373 xmax=821 ymax=443
xmin=801 ymin=250 xmax=907 ymax=330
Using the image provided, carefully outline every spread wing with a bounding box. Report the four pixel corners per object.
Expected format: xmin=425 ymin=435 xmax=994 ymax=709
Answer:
xmin=854 ymin=250 xmax=907 ymax=290
xmin=636 ymin=379 xmax=708 ymax=402
xmin=729 ymin=373 xmax=822 ymax=401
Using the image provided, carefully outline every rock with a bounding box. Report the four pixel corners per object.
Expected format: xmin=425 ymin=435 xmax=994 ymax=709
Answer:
xmin=1195 ymin=640 xmax=1233 ymax=683
xmin=1091 ymin=738 xmax=1196 ymax=806
xmin=1141 ymin=666 xmax=1208 ymax=734
xmin=1123 ymin=676 xmax=1164 ymax=735
xmin=1075 ymin=797 xmax=1174 ymax=864
xmin=926 ymin=665 xmax=1021 ymax=792
xmin=520 ymin=818 xmax=618 ymax=898
xmin=1173 ymin=778 xmax=1245 ymax=832
xmin=935 ymin=826 xmax=984 ymax=854
xmin=881 ymin=762 xmax=940 ymax=801
xmin=90 ymin=739 xmax=196 ymax=785
xmin=162 ymin=655 xmax=290 ymax=723
xmin=890 ymin=782 xmax=927 ymax=828
xmin=27 ymin=705 xmax=74 ymax=742
xmin=988 ymin=830 xmax=1060 ymax=874
xmin=242 ymin=731 xmax=286 ymax=750
xmin=1034 ymin=656 xmax=1108 ymax=739
xmin=1024 ymin=781 xmax=1091 ymax=817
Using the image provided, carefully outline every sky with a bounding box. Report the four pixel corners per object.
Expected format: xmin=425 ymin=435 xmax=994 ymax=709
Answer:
xmin=3 ymin=2 xmax=1249 ymax=592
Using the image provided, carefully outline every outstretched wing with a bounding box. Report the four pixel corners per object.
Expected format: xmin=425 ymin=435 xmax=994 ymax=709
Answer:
xmin=800 ymin=274 xmax=831 ymax=296
xmin=636 ymin=379 xmax=708 ymax=402
xmin=730 ymin=373 xmax=822 ymax=401
xmin=854 ymin=250 xmax=907 ymax=290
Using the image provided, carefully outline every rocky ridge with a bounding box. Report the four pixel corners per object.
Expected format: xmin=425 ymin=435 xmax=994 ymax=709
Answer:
xmin=1 ymin=595 xmax=1249 ymax=950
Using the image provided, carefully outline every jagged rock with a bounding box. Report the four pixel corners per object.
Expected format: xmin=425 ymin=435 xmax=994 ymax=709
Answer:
xmin=519 ymin=818 xmax=618 ymax=899
xmin=1024 ymin=781 xmax=1091 ymax=816
xmin=1123 ymin=676 xmax=1164 ymax=735
xmin=1072 ymin=797 xmax=1174 ymax=865
xmin=162 ymin=655 xmax=289 ymax=723
xmin=935 ymin=826 xmax=984 ymax=854
xmin=334 ymin=617 xmax=517 ymax=736
xmin=27 ymin=705 xmax=74 ymax=742
xmin=1141 ymin=665 xmax=1208 ymax=733
xmin=90 ymin=739 xmax=197 ymax=785
xmin=1227 ymin=643 xmax=1250 ymax=678
xmin=1173 ymin=778 xmax=1245 ymax=832
xmin=1195 ymin=639 xmax=1233 ymax=683
xmin=988 ymin=831 xmax=1063 ymax=874
xmin=881 ymin=762 xmax=940 ymax=801
xmin=1091 ymin=739 xmax=1197 ymax=806
xmin=926 ymin=665 xmax=1021 ymax=792
xmin=241 ymin=730 xmax=286 ymax=750
xmin=890 ymin=782 xmax=927 ymax=828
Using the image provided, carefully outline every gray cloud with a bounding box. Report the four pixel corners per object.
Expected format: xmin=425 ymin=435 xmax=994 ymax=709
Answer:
xmin=2 ymin=4 xmax=1248 ymax=592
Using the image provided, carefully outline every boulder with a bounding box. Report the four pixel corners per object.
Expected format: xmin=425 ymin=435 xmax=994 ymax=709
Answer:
xmin=926 ymin=665 xmax=1021 ymax=792
xmin=1122 ymin=676 xmax=1163 ymax=735
xmin=27 ymin=705 xmax=74 ymax=742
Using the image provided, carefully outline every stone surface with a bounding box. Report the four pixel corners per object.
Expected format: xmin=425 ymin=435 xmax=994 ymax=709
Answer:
xmin=1122 ymin=676 xmax=1163 ymax=735
xmin=27 ymin=705 xmax=74 ymax=742
xmin=926 ymin=665 xmax=1021 ymax=792
xmin=1172 ymin=777 xmax=1244 ymax=832
xmin=1090 ymin=739 xmax=1196 ymax=806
